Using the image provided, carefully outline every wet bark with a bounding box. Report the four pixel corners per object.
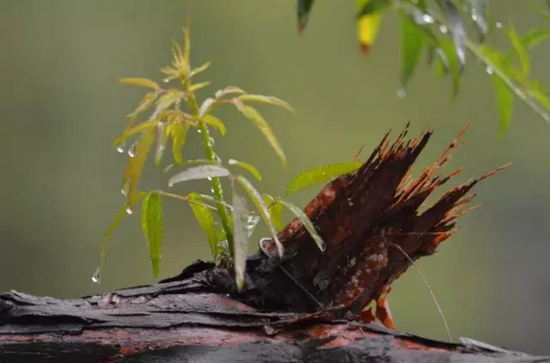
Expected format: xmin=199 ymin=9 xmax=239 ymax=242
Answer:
xmin=2 ymin=125 xmax=540 ymax=363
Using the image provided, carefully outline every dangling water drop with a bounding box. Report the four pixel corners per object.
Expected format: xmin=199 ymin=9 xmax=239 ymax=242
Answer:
xmin=397 ymin=88 xmax=407 ymax=99
xmin=116 ymin=145 xmax=125 ymax=154
xmin=422 ymin=14 xmax=434 ymax=24
xmin=162 ymin=78 xmax=171 ymax=83
xmin=496 ymin=22 xmax=503 ymax=29
xmin=91 ymin=267 xmax=101 ymax=284
xmin=485 ymin=66 xmax=494 ymax=75
xmin=121 ymin=188 xmax=128 ymax=197
xmin=228 ymin=159 xmax=237 ymax=165
xmin=439 ymin=25 xmax=448 ymax=34
xmin=207 ymin=177 xmax=213 ymax=181
xmin=128 ymin=143 xmax=137 ymax=158
xmin=126 ymin=207 xmax=133 ymax=215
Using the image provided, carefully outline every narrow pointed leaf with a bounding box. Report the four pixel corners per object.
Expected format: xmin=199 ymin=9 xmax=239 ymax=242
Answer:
xmin=119 ymin=77 xmax=159 ymax=90
xmin=156 ymin=90 xmax=182 ymax=112
xmin=215 ymin=86 xmax=246 ymax=99
xmin=168 ymin=164 xmax=231 ymax=187
xmin=286 ymin=161 xmax=363 ymax=196
xmin=233 ymin=98 xmax=286 ymax=167
xmin=154 ymin=123 xmax=169 ymax=166
xmin=525 ymin=79 xmax=550 ymax=111
xmin=164 ymin=159 xmax=218 ymax=174
xmin=507 ymin=23 xmax=530 ymax=77
xmin=199 ymin=98 xmax=215 ymax=118
xmin=470 ymin=0 xmax=488 ymax=41
xmin=171 ymin=123 xmax=189 ymax=165
xmin=492 ymin=75 xmax=514 ymax=135
xmin=98 ymin=205 xmax=127 ymax=283
xmin=276 ymin=199 xmax=325 ymax=252
xmin=263 ymin=194 xmax=284 ymax=232
xmin=400 ymin=11 xmax=425 ymax=87
xmin=122 ymin=128 xmax=156 ymax=211
xmin=231 ymin=183 xmax=249 ymax=290
xmin=235 ymin=175 xmax=284 ymax=257
xmin=113 ymin=120 xmax=159 ymax=149
xmin=238 ymin=94 xmax=295 ymax=114
xmin=298 ymin=0 xmax=316 ymax=32
xmin=190 ymin=61 xmax=211 ymax=77
xmin=141 ymin=191 xmax=163 ymax=278
xmin=189 ymin=82 xmax=211 ymax=92
xmin=228 ymin=159 xmax=262 ymax=181
xmin=437 ymin=0 xmax=466 ymax=67
xmin=357 ymin=0 xmax=391 ymax=17
xmin=521 ymin=28 xmax=550 ymax=51
xmin=437 ymin=37 xmax=462 ymax=97
xmin=188 ymin=192 xmax=219 ymax=260
xmin=201 ymin=114 xmax=226 ymax=135
xmin=129 ymin=92 xmax=158 ymax=118
xmin=357 ymin=4 xmax=383 ymax=57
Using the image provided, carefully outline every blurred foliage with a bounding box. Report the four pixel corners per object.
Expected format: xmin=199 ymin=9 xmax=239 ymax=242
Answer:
xmin=299 ymin=0 xmax=550 ymax=133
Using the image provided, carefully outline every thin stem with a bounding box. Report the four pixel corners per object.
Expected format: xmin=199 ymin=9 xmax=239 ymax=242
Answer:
xmin=184 ymin=80 xmax=235 ymax=256
xmin=158 ymin=190 xmax=218 ymax=211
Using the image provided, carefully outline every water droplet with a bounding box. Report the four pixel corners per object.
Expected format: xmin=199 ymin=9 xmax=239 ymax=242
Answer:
xmin=421 ymin=14 xmax=434 ymax=24
xmin=127 ymin=143 xmax=137 ymax=158
xmin=439 ymin=25 xmax=448 ymax=34
xmin=126 ymin=207 xmax=133 ymax=215
xmin=91 ymin=268 xmax=100 ymax=284
xmin=228 ymin=159 xmax=237 ymax=165
xmin=210 ymin=188 xmax=215 ymax=193
xmin=496 ymin=22 xmax=503 ymax=29
xmin=397 ymin=88 xmax=407 ymax=99
xmin=116 ymin=145 xmax=125 ymax=154
xmin=485 ymin=66 xmax=494 ymax=75
xmin=208 ymin=137 xmax=215 ymax=146
xmin=471 ymin=14 xmax=478 ymax=21
xmin=215 ymin=155 xmax=223 ymax=164
xmin=162 ymin=78 xmax=171 ymax=83
xmin=207 ymin=177 xmax=213 ymax=181
xmin=197 ymin=129 xmax=202 ymax=134
xmin=121 ymin=188 xmax=127 ymax=197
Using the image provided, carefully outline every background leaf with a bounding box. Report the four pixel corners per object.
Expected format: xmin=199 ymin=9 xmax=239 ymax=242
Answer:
xmin=168 ymin=164 xmax=231 ymax=187
xmin=228 ymin=159 xmax=262 ymax=181
xmin=470 ymin=0 xmax=488 ymax=41
xmin=141 ymin=191 xmax=163 ymax=278
xmin=286 ymin=161 xmax=363 ymax=195
xmin=492 ymin=75 xmax=514 ymax=135
xmin=231 ymin=182 xmax=249 ymax=290
xmin=188 ymin=192 xmax=219 ymax=260
xmin=201 ymin=114 xmax=226 ymax=135
xmin=436 ymin=0 xmax=466 ymax=67
xmin=298 ymin=0 xmax=316 ymax=32
xmin=400 ymin=11 xmax=425 ymax=88
xmin=238 ymin=94 xmax=295 ymax=114
xmin=276 ymin=199 xmax=325 ymax=251
xmin=262 ymin=194 xmax=284 ymax=232
xmin=357 ymin=0 xmax=384 ymax=56
xmin=119 ymin=77 xmax=159 ymax=90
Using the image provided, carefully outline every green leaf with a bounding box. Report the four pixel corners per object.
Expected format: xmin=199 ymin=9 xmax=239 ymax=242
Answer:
xmin=492 ymin=75 xmax=514 ymax=135
xmin=263 ymin=194 xmax=284 ymax=232
xmin=521 ymin=28 xmax=550 ymax=51
xmin=122 ymin=128 xmax=156 ymax=212
xmin=507 ymin=23 xmax=530 ymax=78
xmin=201 ymin=114 xmax=226 ymax=135
xmin=168 ymin=164 xmax=231 ymax=187
xmin=436 ymin=0 xmax=466 ymax=67
xmin=437 ymin=37 xmax=462 ymax=97
xmin=234 ymin=175 xmax=284 ymax=257
xmin=154 ymin=123 xmax=169 ymax=167
xmin=190 ymin=61 xmax=212 ymax=77
xmin=188 ymin=192 xmax=219 ymax=260
xmin=113 ymin=120 xmax=159 ymax=149
xmin=128 ymin=92 xmax=158 ymax=118
xmin=286 ymin=161 xmax=362 ymax=196
xmin=170 ymin=123 xmax=189 ymax=165
xmin=198 ymin=98 xmax=215 ymax=118
xmin=215 ymin=86 xmax=246 ymax=99
xmin=276 ymin=199 xmax=325 ymax=252
xmin=356 ymin=0 xmax=385 ymax=56
xmin=228 ymin=159 xmax=262 ymax=181
xmin=97 ymin=205 xmax=127 ymax=283
xmin=400 ymin=11 xmax=425 ymax=88
xmin=233 ymin=98 xmax=287 ymax=167
xmin=524 ymin=79 xmax=550 ymax=111
xmin=164 ymin=159 xmax=219 ymax=173
xmin=298 ymin=0 xmax=316 ymax=32
xmin=357 ymin=0 xmax=391 ymax=17
xmin=119 ymin=77 xmax=159 ymax=90
xmin=189 ymin=82 xmax=211 ymax=92
xmin=155 ymin=90 xmax=183 ymax=112
xmin=470 ymin=0 xmax=488 ymax=41
xmin=231 ymin=182 xmax=249 ymax=290
xmin=141 ymin=191 xmax=163 ymax=278
xmin=238 ymin=94 xmax=295 ymax=114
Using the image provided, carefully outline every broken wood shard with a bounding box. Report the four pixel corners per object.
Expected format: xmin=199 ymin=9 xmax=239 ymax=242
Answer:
xmin=253 ymin=124 xmax=508 ymax=321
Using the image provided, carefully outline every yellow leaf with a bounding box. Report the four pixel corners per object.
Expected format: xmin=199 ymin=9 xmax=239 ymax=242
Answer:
xmin=119 ymin=77 xmax=160 ymax=90
xmin=358 ymin=12 xmax=382 ymax=57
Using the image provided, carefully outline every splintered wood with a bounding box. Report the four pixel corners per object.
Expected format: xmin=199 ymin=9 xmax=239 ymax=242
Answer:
xmin=260 ymin=123 xmax=508 ymax=326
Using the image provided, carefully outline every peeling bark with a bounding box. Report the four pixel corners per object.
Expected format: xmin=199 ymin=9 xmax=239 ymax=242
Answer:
xmin=2 ymin=125 xmax=538 ymax=363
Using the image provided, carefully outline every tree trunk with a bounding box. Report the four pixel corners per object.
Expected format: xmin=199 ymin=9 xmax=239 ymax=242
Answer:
xmin=2 ymin=125 xmax=539 ymax=363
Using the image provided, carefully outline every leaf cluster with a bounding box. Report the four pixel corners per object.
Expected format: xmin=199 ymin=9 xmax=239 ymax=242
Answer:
xmin=298 ymin=0 xmax=550 ymax=133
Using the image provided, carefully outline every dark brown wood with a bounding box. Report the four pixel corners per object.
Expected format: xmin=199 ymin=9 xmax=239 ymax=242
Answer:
xmin=2 ymin=125 xmax=539 ymax=363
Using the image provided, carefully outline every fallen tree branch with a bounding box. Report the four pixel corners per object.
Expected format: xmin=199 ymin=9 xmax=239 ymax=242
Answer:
xmin=3 ymin=125 xmax=542 ymax=363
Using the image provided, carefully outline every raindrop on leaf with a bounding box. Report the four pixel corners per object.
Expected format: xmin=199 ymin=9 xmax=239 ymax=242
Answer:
xmin=91 ymin=267 xmax=100 ymax=284
xmin=207 ymin=177 xmax=213 ymax=181
xmin=397 ymin=88 xmax=407 ymax=99
xmin=208 ymin=137 xmax=215 ymax=146
xmin=496 ymin=22 xmax=503 ymax=29
xmin=116 ymin=145 xmax=125 ymax=154
xmin=439 ymin=25 xmax=448 ymax=34
xmin=126 ymin=207 xmax=133 ymax=215
xmin=422 ymin=14 xmax=434 ymax=24
xmin=485 ymin=66 xmax=494 ymax=74
xmin=128 ymin=142 xmax=137 ymax=158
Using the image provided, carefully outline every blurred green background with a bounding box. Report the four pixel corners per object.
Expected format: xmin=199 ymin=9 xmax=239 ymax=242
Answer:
xmin=1 ymin=0 xmax=550 ymax=355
